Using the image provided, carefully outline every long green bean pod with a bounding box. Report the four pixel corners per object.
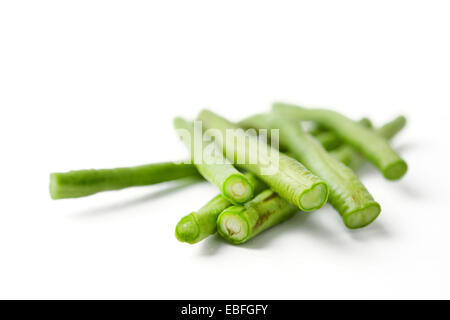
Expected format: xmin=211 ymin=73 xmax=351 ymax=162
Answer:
xmin=377 ymin=115 xmax=407 ymax=140
xmin=174 ymin=117 xmax=254 ymax=204
xmin=331 ymin=116 xmax=407 ymax=171
xmin=245 ymin=114 xmax=381 ymax=229
xmin=307 ymin=123 xmax=328 ymax=136
xmin=50 ymin=162 xmax=200 ymax=199
xmin=273 ymin=103 xmax=408 ymax=180
xmin=325 ymin=117 xmax=372 ymax=168
xmin=219 ymin=116 xmax=407 ymax=242
xmin=217 ymin=189 xmax=298 ymax=244
xmin=313 ymin=131 xmax=341 ymax=150
xmin=175 ymin=173 xmax=266 ymax=244
xmin=240 ymin=115 xmax=371 ymax=152
xmin=197 ymin=110 xmax=328 ymax=212
xmin=313 ymin=118 xmax=373 ymax=151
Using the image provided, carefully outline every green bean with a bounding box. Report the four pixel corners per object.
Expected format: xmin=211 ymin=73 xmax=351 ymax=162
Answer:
xmin=174 ymin=117 xmax=254 ymax=204
xmin=217 ymin=190 xmax=298 ymax=244
xmin=329 ymin=147 xmax=355 ymax=167
xmin=240 ymin=115 xmax=372 ymax=152
xmin=273 ymin=103 xmax=408 ymax=180
xmin=245 ymin=114 xmax=381 ymax=229
xmin=175 ymin=173 xmax=266 ymax=244
xmin=331 ymin=115 xmax=407 ymax=171
xmin=218 ymin=116 xmax=407 ymax=242
xmin=377 ymin=115 xmax=407 ymax=140
xmin=313 ymin=118 xmax=372 ymax=151
xmin=313 ymin=131 xmax=341 ymax=150
xmin=326 ymin=117 xmax=373 ymax=168
xmin=308 ymin=123 xmax=328 ymax=136
xmin=197 ymin=110 xmax=328 ymax=212
xmin=50 ymin=162 xmax=200 ymax=199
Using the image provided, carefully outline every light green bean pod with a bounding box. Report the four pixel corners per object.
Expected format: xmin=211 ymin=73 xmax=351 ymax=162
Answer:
xmin=174 ymin=117 xmax=254 ymax=204
xmin=50 ymin=162 xmax=200 ymax=199
xmin=217 ymin=189 xmax=298 ymax=244
xmin=198 ymin=110 xmax=328 ymax=212
xmin=273 ymin=103 xmax=408 ymax=180
xmin=331 ymin=116 xmax=407 ymax=171
xmin=175 ymin=173 xmax=266 ymax=244
xmin=218 ymin=115 xmax=407 ymax=243
xmin=244 ymin=114 xmax=381 ymax=229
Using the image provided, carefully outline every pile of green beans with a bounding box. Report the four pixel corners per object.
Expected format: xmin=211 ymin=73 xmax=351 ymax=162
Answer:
xmin=50 ymin=103 xmax=408 ymax=245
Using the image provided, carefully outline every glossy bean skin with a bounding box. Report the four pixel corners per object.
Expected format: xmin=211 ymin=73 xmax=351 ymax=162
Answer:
xmin=244 ymin=114 xmax=381 ymax=229
xmin=198 ymin=109 xmax=328 ymax=212
xmin=273 ymin=103 xmax=408 ymax=180
xmin=217 ymin=190 xmax=298 ymax=244
xmin=50 ymin=162 xmax=200 ymax=199
xmin=174 ymin=117 xmax=254 ymax=204
xmin=175 ymin=173 xmax=266 ymax=244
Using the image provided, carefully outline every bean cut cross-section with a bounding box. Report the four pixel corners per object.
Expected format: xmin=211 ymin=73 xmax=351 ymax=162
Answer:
xmin=197 ymin=110 xmax=328 ymax=211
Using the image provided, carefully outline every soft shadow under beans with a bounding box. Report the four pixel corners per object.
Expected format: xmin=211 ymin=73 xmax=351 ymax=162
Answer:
xmin=218 ymin=209 xmax=345 ymax=250
xmin=71 ymin=178 xmax=202 ymax=219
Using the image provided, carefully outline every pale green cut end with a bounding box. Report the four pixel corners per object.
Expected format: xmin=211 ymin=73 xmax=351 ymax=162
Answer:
xmin=299 ymin=182 xmax=328 ymax=212
xmin=217 ymin=209 xmax=250 ymax=244
xmin=383 ymin=160 xmax=408 ymax=180
xmin=175 ymin=214 xmax=200 ymax=244
xmin=343 ymin=202 xmax=381 ymax=229
xmin=49 ymin=173 xmax=61 ymax=200
xmin=223 ymin=174 xmax=254 ymax=204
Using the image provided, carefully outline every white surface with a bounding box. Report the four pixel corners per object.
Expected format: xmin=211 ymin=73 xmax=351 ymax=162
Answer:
xmin=1 ymin=1 xmax=449 ymax=299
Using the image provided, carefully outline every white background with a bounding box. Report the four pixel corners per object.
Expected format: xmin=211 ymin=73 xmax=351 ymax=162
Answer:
xmin=1 ymin=1 xmax=449 ymax=299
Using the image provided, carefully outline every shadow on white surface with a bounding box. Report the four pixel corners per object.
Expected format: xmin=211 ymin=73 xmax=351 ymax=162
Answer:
xmin=348 ymin=222 xmax=391 ymax=242
xmin=395 ymin=181 xmax=424 ymax=200
xmin=198 ymin=234 xmax=227 ymax=256
xmin=198 ymin=211 xmax=347 ymax=252
xmin=350 ymin=162 xmax=375 ymax=178
xmin=70 ymin=178 xmax=202 ymax=219
xmin=395 ymin=141 xmax=422 ymax=154
xmin=196 ymin=208 xmax=396 ymax=254
xmin=241 ymin=213 xmax=337 ymax=249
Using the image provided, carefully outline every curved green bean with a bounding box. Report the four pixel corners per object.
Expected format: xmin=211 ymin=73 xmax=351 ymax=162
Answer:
xmin=218 ymin=115 xmax=407 ymax=242
xmin=273 ymin=103 xmax=408 ymax=180
xmin=331 ymin=115 xmax=406 ymax=171
xmin=314 ymin=118 xmax=372 ymax=151
xmin=240 ymin=115 xmax=372 ymax=152
xmin=247 ymin=114 xmax=381 ymax=229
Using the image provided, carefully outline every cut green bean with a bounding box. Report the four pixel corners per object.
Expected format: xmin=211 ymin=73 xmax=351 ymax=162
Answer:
xmin=219 ymin=116 xmax=407 ymax=242
xmin=273 ymin=103 xmax=408 ymax=180
xmin=308 ymin=123 xmax=328 ymax=136
xmin=50 ymin=162 xmax=200 ymax=199
xmin=217 ymin=189 xmax=298 ymax=244
xmin=308 ymin=118 xmax=372 ymax=151
xmin=357 ymin=118 xmax=373 ymax=129
xmin=377 ymin=115 xmax=407 ymax=140
xmin=331 ymin=115 xmax=407 ymax=171
xmin=198 ymin=110 xmax=328 ymax=212
xmin=313 ymin=118 xmax=372 ymax=151
xmin=240 ymin=115 xmax=372 ymax=152
xmin=174 ymin=117 xmax=254 ymax=204
xmin=175 ymin=173 xmax=266 ymax=244
xmin=246 ymin=114 xmax=381 ymax=229
xmin=330 ymin=147 xmax=356 ymax=167
xmin=313 ymin=131 xmax=341 ymax=150
xmin=327 ymin=117 xmax=373 ymax=168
